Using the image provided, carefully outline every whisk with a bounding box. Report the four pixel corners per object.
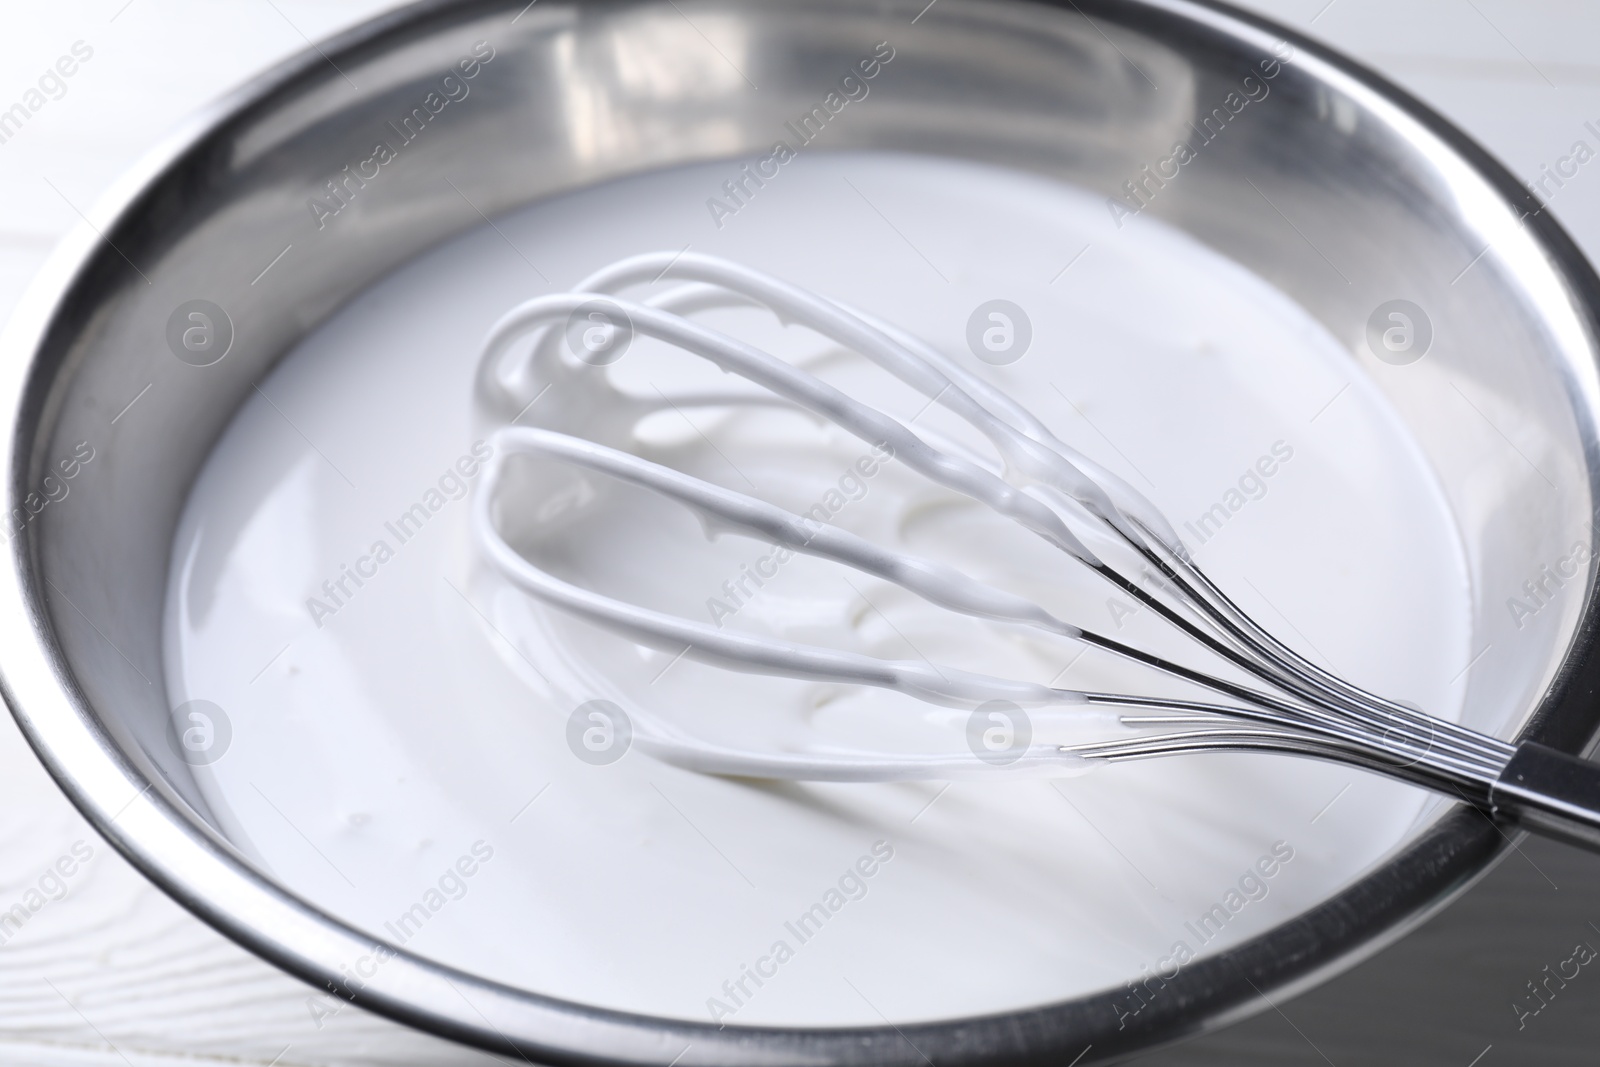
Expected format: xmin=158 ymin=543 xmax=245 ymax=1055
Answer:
xmin=471 ymin=250 xmax=1600 ymax=852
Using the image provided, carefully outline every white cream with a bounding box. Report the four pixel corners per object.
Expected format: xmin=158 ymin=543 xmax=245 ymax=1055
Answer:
xmin=163 ymin=151 xmax=1473 ymax=1026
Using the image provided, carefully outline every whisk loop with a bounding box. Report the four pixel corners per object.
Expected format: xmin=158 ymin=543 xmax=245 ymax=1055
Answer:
xmin=472 ymin=251 xmax=1533 ymax=809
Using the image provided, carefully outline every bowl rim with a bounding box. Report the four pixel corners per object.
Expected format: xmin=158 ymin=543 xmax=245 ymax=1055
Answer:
xmin=3 ymin=0 xmax=1599 ymax=1063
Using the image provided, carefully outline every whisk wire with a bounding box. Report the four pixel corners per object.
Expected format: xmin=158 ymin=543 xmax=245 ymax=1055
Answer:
xmin=472 ymin=251 xmax=1514 ymax=796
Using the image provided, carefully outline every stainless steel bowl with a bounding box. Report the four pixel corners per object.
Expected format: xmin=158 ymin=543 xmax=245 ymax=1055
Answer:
xmin=4 ymin=0 xmax=1600 ymax=1063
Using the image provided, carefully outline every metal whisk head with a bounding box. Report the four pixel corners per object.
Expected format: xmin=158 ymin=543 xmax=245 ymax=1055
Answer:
xmin=469 ymin=251 xmax=1517 ymax=797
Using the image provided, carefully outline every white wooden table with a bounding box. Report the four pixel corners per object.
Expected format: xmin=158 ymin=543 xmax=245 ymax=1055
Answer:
xmin=1 ymin=2 xmax=1597 ymax=1064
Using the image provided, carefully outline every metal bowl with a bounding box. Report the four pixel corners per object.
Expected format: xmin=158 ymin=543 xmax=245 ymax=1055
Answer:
xmin=4 ymin=0 xmax=1599 ymax=1062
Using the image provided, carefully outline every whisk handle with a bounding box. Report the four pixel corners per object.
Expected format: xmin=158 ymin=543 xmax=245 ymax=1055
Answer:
xmin=1491 ymin=742 xmax=1600 ymax=852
